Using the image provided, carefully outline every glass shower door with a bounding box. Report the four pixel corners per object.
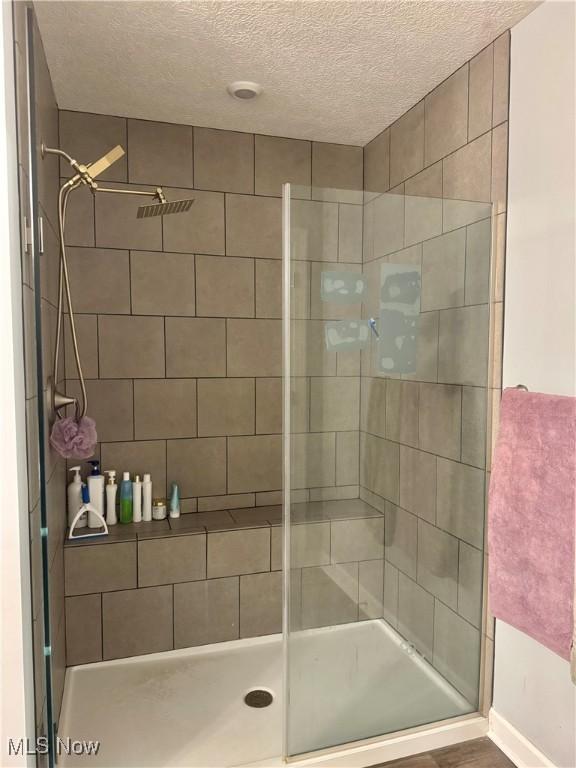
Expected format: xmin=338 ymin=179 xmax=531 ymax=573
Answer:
xmin=282 ymin=183 xmax=494 ymax=757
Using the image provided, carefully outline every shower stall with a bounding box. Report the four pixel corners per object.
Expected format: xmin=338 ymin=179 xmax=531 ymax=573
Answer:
xmin=18 ymin=5 xmax=502 ymax=767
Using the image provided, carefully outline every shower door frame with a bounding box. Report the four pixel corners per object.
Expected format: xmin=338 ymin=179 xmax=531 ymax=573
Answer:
xmin=280 ymin=182 xmax=498 ymax=766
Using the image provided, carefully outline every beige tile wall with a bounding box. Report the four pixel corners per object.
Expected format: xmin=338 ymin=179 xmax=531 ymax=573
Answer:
xmin=14 ymin=2 xmax=68 ymax=739
xmin=360 ymin=33 xmax=509 ymax=706
xmin=61 ymin=109 xmax=362 ymax=512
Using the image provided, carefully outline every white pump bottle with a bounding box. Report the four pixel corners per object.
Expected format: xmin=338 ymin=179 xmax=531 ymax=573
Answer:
xmin=68 ymin=466 xmax=86 ymax=528
xmin=105 ymin=470 xmax=118 ymax=526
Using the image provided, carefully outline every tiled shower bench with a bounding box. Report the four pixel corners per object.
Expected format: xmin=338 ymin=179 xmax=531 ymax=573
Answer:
xmin=63 ymin=499 xmax=386 ymax=665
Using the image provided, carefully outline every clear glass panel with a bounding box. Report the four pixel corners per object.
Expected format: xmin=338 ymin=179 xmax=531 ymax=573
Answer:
xmin=283 ymin=184 xmax=493 ymax=757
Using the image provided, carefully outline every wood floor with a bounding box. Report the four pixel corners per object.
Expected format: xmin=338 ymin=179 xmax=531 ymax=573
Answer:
xmin=372 ymin=737 xmax=516 ymax=768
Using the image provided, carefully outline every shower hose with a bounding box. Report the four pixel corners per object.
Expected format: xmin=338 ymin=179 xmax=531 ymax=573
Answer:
xmin=52 ymin=178 xmax=88 ymax=420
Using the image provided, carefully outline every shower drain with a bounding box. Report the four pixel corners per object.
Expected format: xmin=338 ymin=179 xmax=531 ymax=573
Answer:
xmin=244 ymin=688 xmax=274 ymax=708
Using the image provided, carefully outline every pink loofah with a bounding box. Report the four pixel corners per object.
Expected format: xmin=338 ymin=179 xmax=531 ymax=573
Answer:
xmin=50 ymin=415 xmax=98 ymax=459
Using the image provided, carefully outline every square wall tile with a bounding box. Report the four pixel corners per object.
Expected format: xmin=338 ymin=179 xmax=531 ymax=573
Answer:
xmin=290 ymin=522 xmax=330 ymax=568
xmin=163 ymin=188 xmax=225 ymax=255
xmin=174 ymin=577 xmax=239 ymax=648
xmin=256 ymin=378 xmax=282 ymax=434
xmin=301 ymin=563 xmax=359 ymax=629
xmin=197 ymin=378 xmax=255 ymax=437
xmin=309 ymin=377 xmax=360 ymax=432
xmin=419 ymin=383 xmax=461 ymax=461
xmin=196 ymin=254 xmax=254 ymax=318
xmin=364 ymin=129 xmax=390 ymax=194
xmin=422 ymin=229 xmax=466 ymax=311
xmin=400 ymin=446 xmax=436 ymax=524
xmin=207 ymin=527 xmax=270 ymax=578
xmin=458 ymin=542 xmax=483 ymax=628
xmin=385 ymin=380 xmax=419 ymax=447
xmin=404 ymin=310 xmax=439 ymax=384
xmin=331 ymin=517 xmax=384 ymax=563
xmin=166 ymin=317 xmax=226 ymax=378
xmin=67 ymin=247 xmax=131 ymax=314
xmin=66 ymin=379 xmax=133 ymax=442
xmin=417 ymin=519 xmax=458 ymax=609
xmin=359 ymin=560 xmax=384 ymax=620
xmin=131 ymin=251 xmax=195 ymax=316
xmin=134 ymin=379 xmax=197 ymax=439
xmin=64 ymin=542 xmax=136 ymax=596
xmin=96 ymin=182 xmax=162 ymax=251
xmin=425 ymin=65 xmax=469 ymax=165
xmin=492 ymin=32 xmax=510 ymax=126
xmin=385 ymin=504 xmax=417 ymax=579
xmin=291 ymin=199 xmax=338 ymax=261
xmin=397 ymin=573 xmax=434 ymax=661
xmin=438 ymin=305 xmax=489 ymax=386
xmin=310 ymin=262 xmax=361 ymax=321
xmin=468 ymin=45 xmax=493 ymax=141
xmin=101 ymin=440 xmax=167 ymax=495
xmin=255 ymin=259 xmax=281 ymax=318
xmin=98 ymin=315 xmax=164 ymax=378
xmin=465 ymin=218 xmax=491 ymax=306
xmin=404 ymin=195 xmax=442 ymax=247
xmin=167 ymin=437 xmax=226 ymax=497
xmin=59 ymin=111 xmax=127 ymax=182
xmin=194 ymin=128 xmax=254 ymax=193
xmin=404 ymin=162 xmax=442 ymax=198
xmin=65 ymin=314 xmax=99 ymax=379
xmin=138 ymin=533 xmax=206 ymax=586
xmin=64 ymin=183 xmax=95 ymax=247
xmin=226 ymin=194 xmax=282 ymax=259
xmin=370 ymin=192 xmax=405 ymax=259
xmin=228 ymin=434 xmax=282 ymax=493
xmin=338 ymin=204 xmax=363 ymax=263
xmin=227 ymin=319 xmax=281 ymax=376
xmin=255 ymin=135 xmax=311 ymax=197
xmin=360 ymin=434 xmax=399 ymax=504
xmin=361 ymin=377 xmax=386 ymax=437
xmin=336 ymin=431 xmax=359 ymax=486
xmin=291 ymin=319 xmax=336 ymax=376
xmin=291 ymin=432 xmax=336 ymax=490
xmin=240 ymin=571 xmax=282 ymax=637
xmin=433 ymin=600 xmax=480 ymax=703
xmin=390 ymin=102 xmax=425 ymax=187
xmin=128 ymin=119 xmax=193 ymax=187
xmin=311 ymin=142 xmax=363 ymax=193
xmin=436 ymin=457 xmax=485 ymax=548
xmin=443 ymin=132 xmax=491 ymax=203
xmin=461 ymin=386 xmax=487 ymax=469
xmin=102 ymin=585 xmax=173 ymax=660
xmin=65 ymin=594 xmax=102 ymax=665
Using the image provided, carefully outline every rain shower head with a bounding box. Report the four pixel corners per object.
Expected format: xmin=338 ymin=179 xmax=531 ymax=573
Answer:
xmin=137 ymin=196 xmax=195 ymax=218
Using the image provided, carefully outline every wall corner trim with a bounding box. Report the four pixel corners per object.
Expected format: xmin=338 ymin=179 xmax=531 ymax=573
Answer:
xmin=488 ymin=709 xmax=558 ymax=768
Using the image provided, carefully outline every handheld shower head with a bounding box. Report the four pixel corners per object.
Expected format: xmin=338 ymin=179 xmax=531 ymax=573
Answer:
xmin=136 ymin=189 xmax=194 ymax=218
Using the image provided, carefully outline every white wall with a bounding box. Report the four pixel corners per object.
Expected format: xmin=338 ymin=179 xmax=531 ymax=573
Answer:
xmin=494 ymin=1 xmax=576 ymax=766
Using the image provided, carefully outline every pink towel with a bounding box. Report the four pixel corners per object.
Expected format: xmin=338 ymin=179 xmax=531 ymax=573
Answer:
xmin=488 ymin=388 xmax=576 ymax=662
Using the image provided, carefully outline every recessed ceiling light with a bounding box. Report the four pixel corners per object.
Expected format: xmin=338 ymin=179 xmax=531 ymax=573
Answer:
xmin=227 ymin=81 xmax=262 ymax=100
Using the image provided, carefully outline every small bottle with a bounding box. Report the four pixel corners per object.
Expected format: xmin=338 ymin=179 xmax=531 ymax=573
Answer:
xmin=105 ymin=470 xmax=118 ymax=526
xmin=119 ymin=471 xmax=133 ymax=524
xmin=67 ymin=466 xmax=86 ymax=528
xmin=169 ymin=483 xmax=180 ymax=519
xmin=87 ymin=460 xmax=105 ymax=529
xmin=133 ymin=474 xmax=142 ymax=523
xmin=142 ymin=473 xmax=152 ymax=522
xmin=152 ymin=498 xmax=167 ymax=520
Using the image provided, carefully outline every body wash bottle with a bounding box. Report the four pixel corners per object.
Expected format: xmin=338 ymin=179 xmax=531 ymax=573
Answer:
xmin=105 ymin=470 xmax=118 ymax=525
xmin=142 ymin=473 xmax=152 ymax=522
xmin=87 ymin=460 xmax=105 ymax=529
xmin=119 ymin=471 xmax=133 ymax=524
xmin=133 ymin=474 xmax=142 ymax=523
xmin=68 ymin=466 xmax=86 ymax=528
xmin=169 ymin=482 xmax=180 ymax=519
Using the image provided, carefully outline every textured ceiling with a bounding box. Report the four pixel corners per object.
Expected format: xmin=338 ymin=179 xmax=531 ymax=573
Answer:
xmin=34 ymin=0 xmax=537 ymax=145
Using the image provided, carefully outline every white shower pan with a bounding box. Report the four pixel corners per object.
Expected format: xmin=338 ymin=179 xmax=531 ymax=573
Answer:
xmin=58 ymin=620 xmax=485 ymax=768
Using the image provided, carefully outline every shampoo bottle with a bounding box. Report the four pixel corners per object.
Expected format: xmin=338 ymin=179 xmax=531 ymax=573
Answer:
xmin=67 ymin=466 xmax=86 ymax=528
xmin=105 ymin=470 xmax=118 ymax=525
xmin=142 ymin=473 xmax=152 ymax=522
xmin=133 ymin=474 xmax=142 ymax=523
xmin=169 ymin=482 xmax=180 ymax=519
xmin=119 ymin=471 xmax=133 ymax=524
xmin=87 ymin=460 xmax=105 ymax=529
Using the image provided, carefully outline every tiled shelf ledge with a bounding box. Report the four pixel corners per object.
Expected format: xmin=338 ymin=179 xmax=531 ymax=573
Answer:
xmin=64 ymin=498 xmax=382 ymax=547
